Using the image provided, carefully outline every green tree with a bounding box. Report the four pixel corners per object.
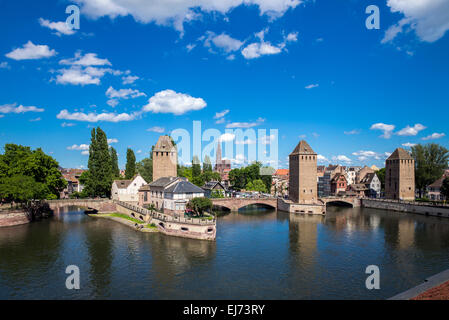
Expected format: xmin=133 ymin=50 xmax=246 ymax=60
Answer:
xmin=246 ymin=179 xmax=267 ymax=193
xmin=210 ymin=190 xmax=224 ymax=198
xmin=0 ymin=175 xmax=46 ymax=204
xmin=125 ymin=148 xmax=136 ymax=179
xmin=85 ymin=127 xmax=112 ymax=197
xmin=178 ymin=165 xmax=193 ymax=181
xmin=411 ymin=143 xmax=449 ymax=197
xmin=203 ymin=155 xmax=213 ymax=173
xmin=191 ymin=155 xmax=203 ymax=186
xmin=187 ymin=197 xmax=212 ymax=216
xmin=441 ymin=177 xmax=449 ymax=201
xmin=110 ymin=147 xmax=120 ymax=179
xmin=376 ymin=168 xmax=386 ymax=191
xmin=0 ymin=144 xmax=66 ymax=200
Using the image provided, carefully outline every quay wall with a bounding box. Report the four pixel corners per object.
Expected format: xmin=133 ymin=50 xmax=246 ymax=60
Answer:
xmin=362 ymin=199 xmax=449 ymax=218
xmin=277 ymin=198 xmax=326 ymax=215
xmin=0 ymin=211 xmax=29 ymax=227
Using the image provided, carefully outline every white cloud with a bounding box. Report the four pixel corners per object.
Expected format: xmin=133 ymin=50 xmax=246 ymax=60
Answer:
xmin=67 ymin=144 xmax=90 ymax=151
xmin=226 ymin=118 xmax=265 ymax=129
xmin=74 ymin=0 xmax=302 ymax=33
xmin=39 ymin=18 xmax=76 ymax=36
xmin=147 ymin=126 xmax=165 ymax=133
xmin=344 ymin=129 xmax=360 ymax=135
xmin=57 ymin=109 xmax=138 ymax=122
xmin=107 ymin=99 xmax=119 ymax=107
xmin=219 ymin=133 xmax=235 ymax=142
xmin=108 ymin=138 xmax=118 ymax=144
xmin=235 ymin=139 xmax=257 ymax=145
xmin=203 ymin=32 xmax=244 ymax=52
xmin=402 ymin=142 xmax=417 ymax=147
xmin=61 ymin=122 xmax=76 ymax=127
xmin=5 ymin=41 xmax=57 ymax=60
xmin=29 ymin=117 xmax=41 ymax=122
xmin=317 ymin=154 xmax=329 ymax=163
xmin=370 ymin=123 xmax=395 ymax=139
xmin=332 ymin=155 xmax=352 ymax=163
xmin=122 ymin=75 xmax=139 ymax=84
xmin=81 ymin=150 xmax=90 ymax=155
xmin=396 ymin=123 xmax=426 ymax=136
xmin=54 ymin=65 xmax=119 ymax=86
xmin=186 ymin=43 xmax=196 ymax=52
xmin=422 ymin=133 xmax=446 ymax=140
xmin=0 ymin=103 xmax=44 ymax=114
xmin=214 ymin=109 xmax=229 ymax=119
xmin=142 ymin=89 xmax=206 ymax=115
xmin=286 ymin=31 xmax=298 ymax=42
xmin=241 ymin=41 xmax=282 ymax=59
xmin=0 ymin=62 xmax=10 ymax=69
xmin=59 ymin=52 xmax=111 ymax=66
xmin=106 ymin=86 xmax=146 ymax=100
xmin=305 ymin=84 xmax=319 ymax=89
xmin=383 ymin=0 xmax=449 ymax=43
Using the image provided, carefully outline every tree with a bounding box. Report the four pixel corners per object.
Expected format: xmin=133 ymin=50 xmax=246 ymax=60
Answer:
xmin=411 ymin=143 xmax=449 ymax=197
xmin=0 ymin=175 xmax=46 ymax=204
xmin=0 ymin=144 xmax=66 ymax=201
xmin=125 ymin=148 xmax=136 ymax=179
xmin=203 ymin=155 xmax=213 ymax=173
xmin=246 ymin=179 xmax=267 ymax=193
xmin=191 ymin=155 xmax=203 ymax=186
xmin=376 ymin=168 xmax=386 ymax=191
xmin=85 ymin=127 xmax=112 ymax=197
xmin=178 ymin=165 xmax=193 ymax=182
xmin=441 ymin=177 xmax=449 ymax=201
xmin=187 ymin=197 xmax=212 ymax=216
xmin=110 ymin=147 xmax=120 ymax=179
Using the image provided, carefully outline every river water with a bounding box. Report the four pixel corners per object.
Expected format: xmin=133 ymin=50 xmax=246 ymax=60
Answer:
xmin=0 ymin=205 xmax=448 ymax=300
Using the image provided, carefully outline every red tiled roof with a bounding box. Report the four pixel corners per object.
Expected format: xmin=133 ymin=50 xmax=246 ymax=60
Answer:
xmin=275 ymin=169 xmax=289 ymax=176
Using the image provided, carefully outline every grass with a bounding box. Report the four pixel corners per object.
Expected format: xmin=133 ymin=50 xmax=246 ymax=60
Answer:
xmin=146 ymin=223 xmax=157 ymax=229
xmin=109 ymin=213 xmax=143 ymax=224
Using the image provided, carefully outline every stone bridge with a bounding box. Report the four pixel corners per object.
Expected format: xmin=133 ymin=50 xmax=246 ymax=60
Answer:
xmin=47 ymin=199 xmax=118 ymax=213
xmin=319 ymin=197 xmax=361 ymax=208
xmin=211 ymin=198 xmax=278 ymax=211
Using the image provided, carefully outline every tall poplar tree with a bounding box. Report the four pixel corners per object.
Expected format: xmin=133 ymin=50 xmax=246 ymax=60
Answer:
xmin=110 ymin=147 xmax=120 ymax=179
xmin=86 ymin=127 xmax=112 ymax=197
xmin=125 ymin=148 xmax=136 ymax=179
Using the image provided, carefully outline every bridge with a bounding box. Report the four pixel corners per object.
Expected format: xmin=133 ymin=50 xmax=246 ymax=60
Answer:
xmin=211 ymin=198 xmax=278 ymax=211
xmin=319 ymin=197 xmax=361 ymax=208
xmin=47 ymin=199 xmax=117 ymax=212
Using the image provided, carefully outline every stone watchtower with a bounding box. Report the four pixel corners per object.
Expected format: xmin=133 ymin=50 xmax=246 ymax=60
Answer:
xmin=385 ymin=148 xmax=415 ymax=201
xmin=152 ymin=135 xmax=177 ymax=182
xmin=289 ymin=140 xmax=318 ymax=204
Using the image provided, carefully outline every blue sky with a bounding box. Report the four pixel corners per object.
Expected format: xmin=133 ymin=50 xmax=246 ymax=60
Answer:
xmin=0 ymin=0 xmax=448 ymax=170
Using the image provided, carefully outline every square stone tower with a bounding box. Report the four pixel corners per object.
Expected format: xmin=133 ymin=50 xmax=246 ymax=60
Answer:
xmin=385 ymin=147 xmax=415 ymax=200
xmin=152 ymin=135 xmax=177 ymax=182
xmin=289 ymin=140 xmax=318 ymax=204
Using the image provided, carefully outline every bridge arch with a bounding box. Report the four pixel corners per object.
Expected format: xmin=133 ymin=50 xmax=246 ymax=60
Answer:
xmin=236 ymin=203 xmax=277 ymax=211
xmin=324 ymin=200 xmax=354 ymax=208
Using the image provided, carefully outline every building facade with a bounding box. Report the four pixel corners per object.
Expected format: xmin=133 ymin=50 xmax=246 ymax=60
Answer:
xmin=385 ymin=148 xmax=415 ymax=201
xmin=59 ymin=168 xmax=86 ymax=199
xmin=289 ymin=140 xmax=318 ymax=204
xmin=215 ymin=142 xmax=231 ymax=182
xmin=360 ymin=172 xmax=381 ymax=198
xmin=111 ymin=174 xmax=147 ymax=203
xmin=152 ymin=135 xmax=177 ymax=182
xmin=331 ymin=173 xmax=347 ymax=195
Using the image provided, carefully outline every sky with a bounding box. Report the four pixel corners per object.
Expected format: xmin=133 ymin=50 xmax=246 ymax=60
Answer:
xmin=0 ymin=0 xmax=448 ymax=170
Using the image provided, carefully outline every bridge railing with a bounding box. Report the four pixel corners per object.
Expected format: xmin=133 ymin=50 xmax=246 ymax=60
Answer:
xmin=114 ymin=200 xmax=216 ymax=225
xmin=363 ymin=198 xmax=449 ymax=208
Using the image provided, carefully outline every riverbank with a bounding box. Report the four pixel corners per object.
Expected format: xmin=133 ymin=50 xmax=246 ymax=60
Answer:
xmin=88 ymin=213 xmax=158 ymax=233
xmin=362 ymin=198 xmax=449 ymax=218
xmin=389 ymin=269 xmax=449 ymax=300
xmin=0 ymin=210 xmax=29 ymax=227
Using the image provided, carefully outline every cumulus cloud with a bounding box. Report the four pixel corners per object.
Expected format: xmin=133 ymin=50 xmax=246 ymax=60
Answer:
xmin=39 ymin=18 xmax=76 ymax=36
xmin=241 ymin=41 xmax=283 ymax=59
xmin=203 ymin=32 xmax=244 ymax=52
xmin=214 ymin=109 xmax=229 ymax=119
xmin=219 ymin=133 xmax=235 ymax=142
xmin=402 ymin=142 xmax=417 ymax=147
xmin=332 ymin=155 xmax=352 ymax=163
xmin=54 ymin=65 xmax=121 ymax=86
xmin=5 ymin=41 xmax=57 ymax=60
xmin=422 ymin=133 xmax=446 ymax=140
xmin=57 ymin=109 xmax=138 ymax=122
xmin=396 ymin=123 xmax=426 ymax=136
xmin=74 ymin=0 xmax=302 ymax=33
xmin=122 ymin=75 xmax=139 ymax=84
xmin=317 ymin=154 xmax=329 ymax=163
xmin=61 ymin=122 xmax=76 ymax=127
xmin=226 ymin=117 xmax=265 ymax=129
xmin=147 ymin=126 xmax=165 ymax=133
xmin=352 ymin=150 xmax=388 ymax=161
xmin=344 ymin=129 xmax=360 ymax=135
xmin=0 ymin=103 xmax=44 ymax=114
xmin=370 ymin=123 xmax=395 ymax=139
xmin=142 ymin=89 xmax=206 ymax=115
xmin=67 ymin=144 xmax=90 ymax=151
xmin=107 ymin=138 xmax=118 ymax=144
xmin=383 ymin=0 xmax=449 ymax=43
xmin=59 ymin=52 xmax=111 ymax=66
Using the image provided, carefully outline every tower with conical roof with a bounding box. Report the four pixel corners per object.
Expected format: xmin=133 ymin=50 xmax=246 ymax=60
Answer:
xmin=215 ymin=141 xmax=222 ymax=171
xmin=289 ymin=140 xmax=318 ymax=203
xmin=385 ymin=147 xmax=415 ymax=200
xmin=152 ymin=135 xmax=177 ymax=182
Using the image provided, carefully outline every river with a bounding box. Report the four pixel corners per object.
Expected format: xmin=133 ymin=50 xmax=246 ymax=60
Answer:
xmin=0 ymin=205 xmax=448 ymax=299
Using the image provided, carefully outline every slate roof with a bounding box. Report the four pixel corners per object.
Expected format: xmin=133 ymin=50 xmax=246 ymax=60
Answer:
xmin=165 ymin=180 xmax=204 ymax=194
xmin=350 ymin=184 xmax=368 ymax=191
xmin=387 ymin=148 xmax=413 ymax=160
xmin=360 ymin=172 xmax=377 ymax=184
xmin=290 ymin=140 xmax=316 ymax=155
xmin=428 ymin=177 xmax=446 ymax=188
xmin=331 ymin=173 xmax=347 ymax=183
xmin=149 ymin=176 xmax=180 ymax=187
xmin=202 ymin=181 xmax=226 ymax=190
xmin=114 ymin=179 xmax=132 ymax=189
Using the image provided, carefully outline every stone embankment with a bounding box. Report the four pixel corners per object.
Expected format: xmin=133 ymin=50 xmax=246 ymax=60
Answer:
xmin=362 ymin=199 xmax=449 ymax=218
xmin=0 ymin=210 xmax=29 ymax=227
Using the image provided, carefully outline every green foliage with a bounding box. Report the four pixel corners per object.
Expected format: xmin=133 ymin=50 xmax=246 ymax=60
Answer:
xmin=202 ymin=170 xmax=221 ymax=183
xmin=109 ymin=212 xmax=143 ymax=224
xmin=203 ymin=155 xmax=213 ymax=172
xmin=187 ymin=197 xmax=212 ymax=215
xmin=229 ymin=162 xmax=273 ymax=191
xmin=245 ymin=179 xmax=268 ymax=193
xmin=0 ymin=144 xmax=66 ymax=202
xmin=178 ymin=165 xmax=193 ymax=181
xmin=210 ymin=190 xmax=225 ymax=198
xmin=192 ymin=155 xmax=202 ymax=178
xmin=441 ymin=177 xmax=449 ymax=201
xmin=125 ymin=148 xmax=136 ymax=179
xmin=376 ymin=168 xmax=386 ymax=190
xmin=84 ymin=127 xmax=112 ymax=197
xmin=137 ymin=157 xmax=152 ymax=183
xmin=411 ymin=143 xmax=449 ymax=197
xmin=110 ymin=147 xmax=120 ymax=179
